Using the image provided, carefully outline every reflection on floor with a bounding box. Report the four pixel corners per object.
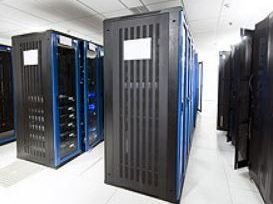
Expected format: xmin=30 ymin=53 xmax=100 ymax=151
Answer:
xmin=0 ymin=101 xmax=264 ymax=204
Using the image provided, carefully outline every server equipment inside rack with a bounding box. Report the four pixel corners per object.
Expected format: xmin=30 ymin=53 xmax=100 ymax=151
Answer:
xmin=80 ymin=41 xmax=104 ymax=151
xmin=104 ymin=7 xmax=199 ymax=203
xmin=217 ymin=51 xmax=231 ymax=132
xmin=0 ymin=45 xmax=14 ymax=145
xmin=12 ymin=30 xmax=81 ymax=168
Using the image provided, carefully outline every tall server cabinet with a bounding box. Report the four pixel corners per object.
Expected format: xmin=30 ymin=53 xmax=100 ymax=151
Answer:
xmin=249 ymin=13 xmax=273 ymax=204
xmin=104 ymin=7 xmax=196 ymax=203
xmin=249 ymin=15 xmax=270 ymax=201
xmin=80 ymin=41 xmax=104 ymax=151
xmin=217 ymin=51 xmax=231 ymax=131
xmin=0 ymin=45 xmax=14 ymax=144
xmin=12 ymin=30 xmax=81 ymax=168
xmin=266 ymin=12 xmax=273 ymax=204
xmin=231 ymin=29 xmax=253 ymax=169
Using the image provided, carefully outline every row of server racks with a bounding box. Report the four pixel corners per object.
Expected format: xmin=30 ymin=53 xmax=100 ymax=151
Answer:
xmin=0 ymin=45 xmax=14 ymax=145
xmin=104 ymin=7 xmax=201 ymax=203
xmin=12 ymin=30 xmax=104 ymax=168
xmin=217 ymin=13 xmax=273 ymax=204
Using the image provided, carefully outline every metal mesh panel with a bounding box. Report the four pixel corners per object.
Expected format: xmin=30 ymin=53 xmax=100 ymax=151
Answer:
xmin=118 ymin=23 xmax=160 ymax=186
xmin=20 ymin=41 xmax=46 ymax=159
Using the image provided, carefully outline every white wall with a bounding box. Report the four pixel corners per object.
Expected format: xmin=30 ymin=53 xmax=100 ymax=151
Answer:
xmin=196 ymin=29 xmax=241 ymax=108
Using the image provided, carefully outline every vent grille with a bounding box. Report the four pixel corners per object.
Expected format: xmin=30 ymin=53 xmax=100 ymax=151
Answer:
xmin=118 ymin=23 xmax=160 ymax=187
xmin=20 ymin=41 xmax=46 ymax=159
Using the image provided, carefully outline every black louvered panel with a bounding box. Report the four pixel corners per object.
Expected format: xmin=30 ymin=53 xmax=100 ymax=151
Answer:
xmin=20 ymin=41 xmax=46 ymax=159
xmin=118 ymin=23 xmax=160 ymax=187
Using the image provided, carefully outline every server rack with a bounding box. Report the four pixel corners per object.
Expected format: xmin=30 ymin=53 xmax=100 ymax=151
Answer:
xmin=231 ymin=29 xmax=254 ymax=169
xmin=12 ymin=30 xmax=81 ymax=168
xmin=198 ymin=62 xmax=203 ymax=112
xmin=104 ymin=7 xmax=198 ymax=203
xmin=249 ymin=14 xmax=273 ymax=204
xmin=228 ymin=46 xmax=238 ymax=143
xmin=0 ymin=45 xmax=14 ymax=145
xmin=217 ymin=51 xmax=231 ymax=131
xmin=193 ymin=52 xmax=199 ymax=127
xmin=80 ymin=41 xmax=104 ymax=151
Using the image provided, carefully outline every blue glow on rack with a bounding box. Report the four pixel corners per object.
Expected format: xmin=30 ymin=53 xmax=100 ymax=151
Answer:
xmin=88 ymin=104 xmax=96 ymax=111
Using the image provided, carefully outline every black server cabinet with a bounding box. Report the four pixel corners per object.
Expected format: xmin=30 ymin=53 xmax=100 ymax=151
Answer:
xmin=0 ymin=45 xmax=14 ymax=145
xmin=231 ymin=29 xmax=254 ymax=169
xmin=217 ymin=51 xmax=231 ymax=131
xmin=229 ymin=45 xmax=240 ymax=145
xmin=12 ymin=30 xmax=81 ymax=168
xmin=104 ymin=7 xmax=194 ymax=203
xmin=80 ymin=41 xmax=104 ymax=152
xmin=249 ymin=16 xmax=270 ymax=200
xmin=249 ymin=14 xmax=273 ymax=204
xmin=267 ymin=12 xmax=273 ymax=204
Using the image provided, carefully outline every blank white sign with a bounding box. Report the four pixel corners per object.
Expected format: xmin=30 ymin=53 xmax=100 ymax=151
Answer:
xmin=59 ymin=35 xmax=72 ymax=47
xmin=23 ymin=49 xmax=38 ymax=66
xmin=124 ymin=38 xmax=152 ymax=60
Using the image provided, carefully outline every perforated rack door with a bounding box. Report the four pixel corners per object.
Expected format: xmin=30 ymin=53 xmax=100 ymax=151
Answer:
xmin=217 ymin=51 xmax=231 ymax=131
xmin=104 ymin=13 xmax=172 ymax=200
xmin=234 ymin=34 xmax=253 ymax=170
xmin=0 ymin=50 xmax=13 ymax=134
xmin=13 ymin=33 xmax=54 ymax=167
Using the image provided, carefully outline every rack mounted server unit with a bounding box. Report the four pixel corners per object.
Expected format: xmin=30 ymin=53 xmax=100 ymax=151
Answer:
xmin=12 ymin=30 xmax=81 ymax=168
xmin=217 ymin=51 xmax=231 ymax=131
xmin=0 ymin=45 xmax=14 ymax=145
xmin=80 ymin=41 xmax=104 ymax=151
xmin=104 ymin=7 xmax=198 ymax=203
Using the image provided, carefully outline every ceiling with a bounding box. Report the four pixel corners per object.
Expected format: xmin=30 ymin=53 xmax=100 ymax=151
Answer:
xmin=0 ymin=0 xmax=182 ymax=45
xmin=0 ymin=0 xmax=273 ymax=52
xmin=184 ymin=0 xmax=273 ymax=53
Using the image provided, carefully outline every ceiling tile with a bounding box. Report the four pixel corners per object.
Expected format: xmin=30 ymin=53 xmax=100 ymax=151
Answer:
xmin=119 ymin=0 xmax=142 ymax=8
xmin=103 ymin=9 xmax=133 ymax=18
xmin=142 ymin=0 xmax=171 ymax=4
xmin=2 ymin=0 xmax=97 ymax=23
xmin=147 ymin=0 xmax=181 ymax=11
xmin=0 ymin=4 xmax=51 ymax=26
xmin=76 ymin=0 xmax=125 ymax=13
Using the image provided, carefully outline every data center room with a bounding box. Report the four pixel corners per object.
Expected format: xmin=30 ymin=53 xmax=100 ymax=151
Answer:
xmin=0 ymin=0 xmax=273 ymax=204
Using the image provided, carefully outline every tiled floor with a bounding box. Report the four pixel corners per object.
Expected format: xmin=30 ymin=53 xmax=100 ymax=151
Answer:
xmin=0 ymin=100 xmax=265 ymax=204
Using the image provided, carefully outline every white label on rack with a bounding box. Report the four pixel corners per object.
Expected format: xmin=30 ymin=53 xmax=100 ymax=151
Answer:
xmin=124 ymin=38 xmax=151 ymax=60
xmin=59 ymin=35 xmax=72 ymax=46
xmin=89 ymin=43 xmax=97 ymax=51
xmin=100 ymin=50 xmax=104 ymax=56
xmin=23 ymin=49 xmax=38 ymax=66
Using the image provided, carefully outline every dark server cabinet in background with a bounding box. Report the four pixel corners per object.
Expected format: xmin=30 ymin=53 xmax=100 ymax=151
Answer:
xmin=104 ymin=7 xmax=198 ymax=203
xmin=230 ymin=29 xmax=253 ymax=169
xmin=217 ymin=51 xmax=231 ymax=131
xmin=249 ymin=13 xmax=273 ymax=204
xmin=80 ymin=41 xmax=104 ymax=151
xmin=0 ymin=45 xmax=14 ymax=145
xmin=12 ymin=30 xmax=81 ymax=168
xmin=266 ymin=12 xmax=273 ymax=204
xmin=249 ymin=15 xmax=270 ymax=202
